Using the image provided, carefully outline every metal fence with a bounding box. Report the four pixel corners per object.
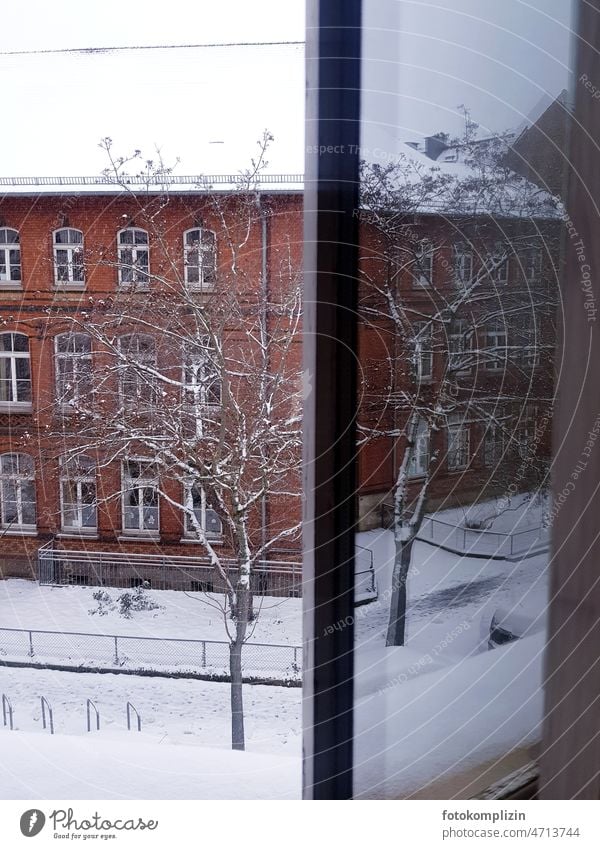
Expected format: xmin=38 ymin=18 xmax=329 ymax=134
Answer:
xmin=37 ymin=543 xmax=302 ymax=598
xmin=381 ymin=504 xmax=549 ymax=560
xmin=0 ymin=627 xmax=302 ymax=682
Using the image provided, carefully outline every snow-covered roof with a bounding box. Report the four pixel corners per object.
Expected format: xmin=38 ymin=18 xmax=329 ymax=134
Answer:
xmin=0 ymin=173 xmax=304 ymax=196
xmin=362 ymin=141 xmax=560 ymax=220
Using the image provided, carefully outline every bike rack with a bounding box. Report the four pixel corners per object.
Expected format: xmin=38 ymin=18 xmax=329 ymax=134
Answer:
xmin=40 ymin=696 xmax=54 ymax=735
xmin=86 ymin=699 xmax=100 ymax=732
xmin=2 ymin=694 xmax=14 ymax=730
xmin=126 ymin=701 xmax=141 ymax=732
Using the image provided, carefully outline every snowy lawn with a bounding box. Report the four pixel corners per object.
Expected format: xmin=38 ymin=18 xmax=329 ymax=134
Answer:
xmin=0 ymin=580 xmax=301 ymax=645
xmin=1 ymin=731 xmax=300 ymax=800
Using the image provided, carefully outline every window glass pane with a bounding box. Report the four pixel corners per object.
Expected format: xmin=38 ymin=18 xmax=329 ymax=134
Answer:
xmin=352 ymin=0 xmax=572 ymax=799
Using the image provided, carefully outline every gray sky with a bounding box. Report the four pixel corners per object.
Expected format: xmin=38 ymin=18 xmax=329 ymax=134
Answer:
xmin=1 ymin=0 xmax=575 ymax=177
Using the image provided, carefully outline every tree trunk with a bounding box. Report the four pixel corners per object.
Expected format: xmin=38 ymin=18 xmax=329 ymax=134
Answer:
xmin=230 ymin=639 xmax=245 ymax=750
xmin=385 ymin=534 xmax=416 ymax=646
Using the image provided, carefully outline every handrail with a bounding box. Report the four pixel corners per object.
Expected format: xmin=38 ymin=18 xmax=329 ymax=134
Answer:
xmin=2 ymin=694 xmax=14 ymax=730
xmin=86 ymin=698 xmax=100 ymax=732
xmin=40 ymin=696 xmax=54 ymax=734
xmin=126 ymin=701 xmax=141 ymax=732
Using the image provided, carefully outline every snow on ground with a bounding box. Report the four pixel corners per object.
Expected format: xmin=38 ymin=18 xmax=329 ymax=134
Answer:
xmin=1 ymin=731 xmax=300 ymax=800
xmin=0 ymin=665 xmax=300 ymax=756
xmin=0 ymin=581 xmax=301 ymax=645
xmin=353 ymin=632 xmax=545 ymax=798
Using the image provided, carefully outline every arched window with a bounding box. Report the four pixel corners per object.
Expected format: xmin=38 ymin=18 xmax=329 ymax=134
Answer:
xmin=118 ymin=333 xmax=157 ymax=406
xmin=53 ymin=228 xmax=84 ymax=286
xmin=55 ymin=332 xmax=92 ymax=408
xmin=183 ymin=228 xmax=216 ymax=290
xmin=0 ymin=453 xmax=36 ymax=529
xmin=0 ymin=228 xmax=21 ymax=287
xmin=184 ymin=482 xmax=223 ymax=538
xmin=0 ymin=332 xmax=31 ymax=406
xmin=60 ymin=455 xmax=97 ymax=532
xmin=117 ymin=227 xmax=149 ymax=285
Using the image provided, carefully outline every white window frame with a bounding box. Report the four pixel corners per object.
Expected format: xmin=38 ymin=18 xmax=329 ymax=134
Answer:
xmin=60 ymin=455 xmax=97 ymax=533
xmin=522 ymin=246 xmax=542 ymax=282
xmin=53 ymin=228 xmax=85 ymax=287
xmin=447 ymin=318 xmax=472 ymax=373
xmin=453 ymin=242 xmax=473 ymax=287
xmin=484 ymin=319 xmax=507 ymax=371
xmin=121 ymin=459 xmax=159 ymax=536
xmin=484 ymin=422 xmax=506 ymax=467
xmin=184 ymin=482 xmax=223 ymax=539
xmin=407 ymin=417 xmax=429 ymax=478
xmin=412 ymin=240 xmax=433 ymax=287
xmin=117 ymin=227 xmax=150 ymax=287
xmin=0 ymin=452 xmax=36 ymax=531
xmin=447 ymin=413 xmax=470 ymax=471
xmin=0 ymin=228 xmax=21 ymax=289
xmin=0 ymin=332 xmax=32 ymax=409
xmin=490 ymin=241 xmax=509 ymax=283
xmin=514 ymin=315 xmax=540 ymax=368
xmin=118 ymin=333 xmax=157 ymax=408
xmin=413 ymin=321 xmax=433 ymax=381
xmin=55 ymin=332 xmax=92 ymax=409
xmin=183 ymin=228 xmax=217 ymax=291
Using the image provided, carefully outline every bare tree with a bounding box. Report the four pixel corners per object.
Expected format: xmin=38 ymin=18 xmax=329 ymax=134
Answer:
xmin=357 ymin=139 xmax=560 ymax=646
xmin=50 ymin=135 xmax=303 ymax=749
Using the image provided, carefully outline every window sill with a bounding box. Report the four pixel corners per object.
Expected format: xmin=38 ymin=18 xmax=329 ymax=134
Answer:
xmin=179 ymin=536 xmax=223 ymax=546
xmin=118 ymin=283 xmax=150 ymax=292
xmin=118 ymin=533 xmax=160 ymax=542
xmin=53 ymin=283 xmax=86 ymax=291
xmin=57 ymin=531 xmax=99 ymax=540
xmin=1 ymin=527 xmax=37 ymax=536
xmin=0 ymin=282 xmax=22 ymax=291
xmin=0 ymin=403 xmax=33 ymax=414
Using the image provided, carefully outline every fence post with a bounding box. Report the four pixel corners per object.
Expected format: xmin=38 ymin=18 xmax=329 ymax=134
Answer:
xmin=86 ymin=699 xmax=100 ymax=732
xmin=28 ymin=631 xmax=34 ymax=658
xmin=2 ymin=694 xmax=14 ymax=730
xmin=113 ymin=635 xmax=119 ymax=665
xmin=201 ymin=641 xmax=206 ymax=668
xmin=510 ymin=532 xmax=514 ymax=557
xmin=40 ymin=696 xmax=54 ymax=734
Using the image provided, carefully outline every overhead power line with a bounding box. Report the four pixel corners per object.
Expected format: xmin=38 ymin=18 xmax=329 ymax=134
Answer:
xmin=0 ymin=40 xmax=304 ymax=58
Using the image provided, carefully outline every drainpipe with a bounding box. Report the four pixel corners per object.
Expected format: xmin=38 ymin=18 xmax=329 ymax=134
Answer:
xmin=260 ymin=199 xmax=269 ymax=562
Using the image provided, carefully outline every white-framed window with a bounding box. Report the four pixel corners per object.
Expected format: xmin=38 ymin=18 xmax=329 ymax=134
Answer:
xmin=447 ymin=318 xmax=472 ymax=372
xmin=484 ymin=422 xmax=506 ymax=467
xmin=514 ymin=314 xmax=540 ymax=368
xmin=0 ymin=228 xmax=21 ymax=287
xmin=0 ymin=453 xmax=36 ymax=530
xmin=517 ymin=404 xmax=541 ymax=457
xmin=413 ymin=321 xmax=432 ymax=380
xmin=447 ymin=412 xmax=470 ymax=471
xmin=55 ymin=332 xmax=92 ymax=408
xmin=0 ymin=332 xmax=32 ymax=407
xmin=521 ymin=246 xmax=542 ymax=282
xmin=118 ymin=334 xmax=157 ymax=407
xmin=60 ymin=455 xmax=97 ymax=532
xmin=117 ymin=227 xmax=149 ymax=286
xmin=122 ymin=459 xmax=159 ymax=535
xmin=484 ymin=318 xmax=507 ymax=371
xmin=53 ymin=228 xmax=84 ymax=286
xmin=184 ymin=483 xmax=223 ymax=538
xmin=183 ymin=228 xmax=216 ymax=291
xmin=412 ymin=240 xmax=433 ymax=286
xmin=490 ymin=241 xmax=509 ymax=283
xmin=453 ymin=242 xmax=473 ymax=287
xmin=407 ymin=417 xmax=429 ymax=478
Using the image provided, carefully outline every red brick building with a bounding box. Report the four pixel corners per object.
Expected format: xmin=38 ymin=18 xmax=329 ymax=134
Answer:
xmin=0 ymin=178 xmax=304 ymax=594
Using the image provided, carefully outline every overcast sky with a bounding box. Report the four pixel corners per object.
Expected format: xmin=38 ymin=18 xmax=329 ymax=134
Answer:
xmin=1 ymin=0 xmax=575 ymax=177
